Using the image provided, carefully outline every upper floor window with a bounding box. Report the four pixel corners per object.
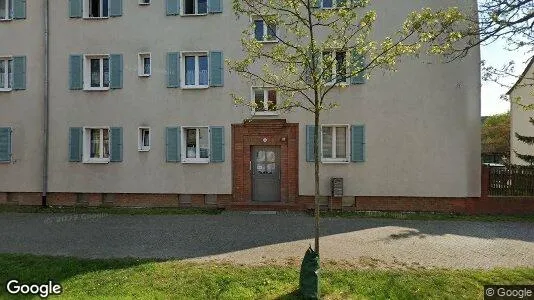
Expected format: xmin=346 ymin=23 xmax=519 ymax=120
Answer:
xmin=321 ymin=125 xmax=349 ymax=162
xmin=322 ymin=51 xmax=348 ymax=85
xmin=183 ymin=0 xmax=207 ymax=15
xmin=253 ymin=16 xmax=277 ymax=43
xmin=138 ymin=53 xmax=151 ymax=77
xmin=182 ymin=52 xmax=208 ymax=88
xmin=86 ymin=0 xmax=109 ymax=18
xmin=0 ymin=0 xmax=11 ymax=20
xmin=321 ymin=0 xmax=348 ymax=9
xmin=182 ymin=127 xmax=209 ymax=163
xmin=84 ymin=55 xmax=110 ymax=90
xmin=138 ymin=127 xmax=151 ymax=151
xmin=0 ymin=58 xmax=13 ymax=91
xmin=252 ymin=87 xmax=278 ymax=115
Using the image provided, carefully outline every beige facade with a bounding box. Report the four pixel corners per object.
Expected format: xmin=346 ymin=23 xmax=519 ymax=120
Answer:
xmin=510 ymin=59 xmax=534 ymax=165
xmin=0 ymin=0 xmax=481 ymax=200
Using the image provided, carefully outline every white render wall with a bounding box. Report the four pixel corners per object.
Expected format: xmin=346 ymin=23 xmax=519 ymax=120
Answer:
xmin=510 ymin=63 xmax=534 ymax=166
xmin=0 ymin=0 xmax=481 ymax=197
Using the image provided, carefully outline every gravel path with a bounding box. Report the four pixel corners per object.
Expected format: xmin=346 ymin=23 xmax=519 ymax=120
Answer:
xmin=0 ymin=211 xmax=533 ymax=269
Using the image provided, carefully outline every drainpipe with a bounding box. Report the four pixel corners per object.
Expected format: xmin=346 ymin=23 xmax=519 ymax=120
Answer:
xmin=42 ymin=0 xmax=49 ymax=207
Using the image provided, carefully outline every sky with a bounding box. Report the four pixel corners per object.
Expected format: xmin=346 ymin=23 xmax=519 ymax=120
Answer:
xmin=481 ymin=40 xmax=531 ymax=116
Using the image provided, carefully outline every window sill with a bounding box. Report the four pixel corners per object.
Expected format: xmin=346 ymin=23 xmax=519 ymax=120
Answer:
xmin=139 ymin=3 xmax=150 ymax=5
xmin=181 ymin=13 xmax=208 ymax=17
xmin=0 ymin=18 xmax=12 ymax=22
xmin=181 ymin=85 xmax=209 ymax=90
xmin=321 ymin=159 xmax=349 ymax=164
xmin=0 ymin=88 xmax=13 ymax=92
xmin=83 ymin=17 xmax=110 ymax=20
xmin=257 ymin=40 xmax=279 ymax=44
xmin=253 ymin=111 xmax=279 ymax=116
xmin=0 ymin=160 xmax=11 ymax=163
xmin=83 ymin=159 xmax=110 ymax=164
xmin=325 ymin=82 xmax=349 ymax=87
xmin=182 ymin=159 xmax=210 ymax=164
xmin=138 ymin=148 xmax=150 ymax=152
xmin=84 ymin=87 xmax=110 ymax=91
xmin=138 ymin=74 xmax=151 ymax=77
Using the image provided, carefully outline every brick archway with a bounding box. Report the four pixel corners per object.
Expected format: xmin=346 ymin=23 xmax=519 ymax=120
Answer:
xmin=232 ymin=119 xmax=299 ymax=204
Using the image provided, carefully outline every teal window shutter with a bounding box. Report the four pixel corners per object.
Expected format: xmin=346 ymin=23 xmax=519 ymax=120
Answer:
xmin=351 ymin=125 xmax=365 ymax=162
xmin=109 ymin=0 xmax=122 ymax=17
xmin=110 ymin=127 xmax=123 ymax=162
xmin=166 ymin=127 xmax=181 ymax=162
xmin=69 ymin=127 xmax=83 ymax=162
xmin=210 ymin=126 xmax=224 ymax=162
xmin=12 ymin=56 xmax=26 ymax=90
xmin=350 ymin=52 xmax=365 ymax=85
xmin=110 ymin=54 xmax=123 ymax=89
xmin=306 ymin=125 xmax=319 ymax=162
xmin=69 ymin=54 xmax=83 ymax=90
xmin=166 ymin=0 xmax=179 ymax=15
xmin=69 ymin=0 xmax=83 ymax=18
xmin=208 ymin=0 xmax=222 ymax=13
xmin=209 ymin=51 xmax=223 ymax=87
xmin=13 ymin=0 xmax=26 ymax=19
xmin=167 ymin=52 xmax=180 ymax=88
xmin=0 ymin=128 xmax=12 ymax=163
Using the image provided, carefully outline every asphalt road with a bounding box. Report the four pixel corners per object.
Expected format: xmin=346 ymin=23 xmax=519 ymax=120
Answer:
xmin=0 ymin=212 xmax=533 ymax=269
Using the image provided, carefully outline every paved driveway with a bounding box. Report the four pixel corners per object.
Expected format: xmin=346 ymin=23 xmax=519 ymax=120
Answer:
xmin=0 ymin=212 xmax=533 ymax=269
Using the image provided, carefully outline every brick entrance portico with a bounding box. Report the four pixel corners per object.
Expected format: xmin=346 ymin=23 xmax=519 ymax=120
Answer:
xmin=231 ymin=120 xmax=299 ymax=204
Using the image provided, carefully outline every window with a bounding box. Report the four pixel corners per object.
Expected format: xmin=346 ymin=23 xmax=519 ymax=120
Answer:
xmin=138 ymin=53 xmax=151 ymax=77
xmin=0 ymin=0 xmax=11 ymax=20
xmin=183 ymin=0 xmax=207 ymax=15
xmin=321 ymin=0 xmax=349 ymax=8
xmin=84 ymin=127 xmax=110 ymax=163
xmin=322 ymin=51 xmax=348 ymax=85
xmin=321 ymin=125 xmax=349 ymax=162
xmin=139 ymin=0 xmax=150 ymax=5
xmin=0 ymin=58 xmax=13 ymax=91
xmin=253 ymin=17 xmax=277 ymax=42
xmin=252 ymin=87 xmax=278 ymax=115
xmin=182 ymin=127 xmax=209 ymax=163
xmin=182 ymin=52 xmax=208 ymax=88
xmin=85 ymin=0 xmax=109 ymax=18
xmin=138 ymin=127 xmax=150 ymax=151
xmin=84 ymin=55 xmax=110 ymax=90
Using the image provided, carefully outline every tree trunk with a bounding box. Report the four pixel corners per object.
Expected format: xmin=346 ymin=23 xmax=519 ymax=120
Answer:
xmin=314 ymin=109 xmax=320 ymax=255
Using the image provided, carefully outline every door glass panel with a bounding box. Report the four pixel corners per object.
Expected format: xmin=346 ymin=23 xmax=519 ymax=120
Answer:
xmin=336 ymin=126 xmax=346 ymax=158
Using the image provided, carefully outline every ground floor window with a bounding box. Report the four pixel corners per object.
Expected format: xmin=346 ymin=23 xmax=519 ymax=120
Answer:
xmin=322 ymin=125 xmax=349 ymax=162
xmin=84 ymin=127 xmax=110 ymax=163
xmin=182 ymin=127 xmax=209 ymax=163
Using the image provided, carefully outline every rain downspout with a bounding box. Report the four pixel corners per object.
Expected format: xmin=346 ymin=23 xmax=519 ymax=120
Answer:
xmin=42 ymin=0 xmax=49 ymax=207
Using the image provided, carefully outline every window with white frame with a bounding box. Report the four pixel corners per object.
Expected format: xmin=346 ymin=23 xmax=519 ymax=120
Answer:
xmin=138 ymin=53 xmax=151 ymax=77
xmin=253 ymin=16 xmax=277 ymax=42
xmin=252 ymin=87 xmax=278 ymax=114
xmin=83 ymin=127 xmax=110 ymax=163
xmin=139 ymin=0 xmax=150 ymax=5
xmin=0 ymin=0 xmax=12 ymax=20
xmin=182 ymin=127 xmax=209 ymax=163
xmin=0 ymin=57 xmax=13 ymax=91
xmin=183 ymin=0 xmax=207 ymax=15
xmin=321 ymin=125 xmax=349 ymax=162
xmin=182 ymin=52 xmax=208 ymax=88
xmin=84 ymin=55 xmax=110 ymax=90
xmin=138 ymin=127 xmax=150 ymax=151
xmin=322 ymin=51 xmax=348 ymax=85
xmin=85 ymin=0 xmax=109 ymax=18
xmin=321 ymin=0 xmax=349 ymax=8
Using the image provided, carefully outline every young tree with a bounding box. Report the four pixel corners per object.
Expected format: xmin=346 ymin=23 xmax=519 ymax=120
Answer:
xmin=482 ymin=112 xmax=511 ymax=161
xmin=227 ymin=0 xmax=467 ymax=255
xmin=514 ymin=117 xmax=534 ymax=165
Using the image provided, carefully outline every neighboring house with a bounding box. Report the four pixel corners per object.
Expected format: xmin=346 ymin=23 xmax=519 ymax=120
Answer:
xmin=0 ymin=0 xmax=481 ymax=209
xmin=509 ymin=58 xmax=534 ymax=166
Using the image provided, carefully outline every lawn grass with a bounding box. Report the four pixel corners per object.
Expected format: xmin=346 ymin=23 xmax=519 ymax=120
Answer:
xmin=0 ymin=254 xmax=533 ymax=299
xmin=0 ymin=205 xmax=223 ymax=216
xmin=319 ymin=210 xmax=534 ymax=223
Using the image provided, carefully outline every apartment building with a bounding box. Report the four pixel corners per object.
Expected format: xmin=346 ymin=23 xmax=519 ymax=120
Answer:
xmin=0 ymin=0 xmax=481 ymax=210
